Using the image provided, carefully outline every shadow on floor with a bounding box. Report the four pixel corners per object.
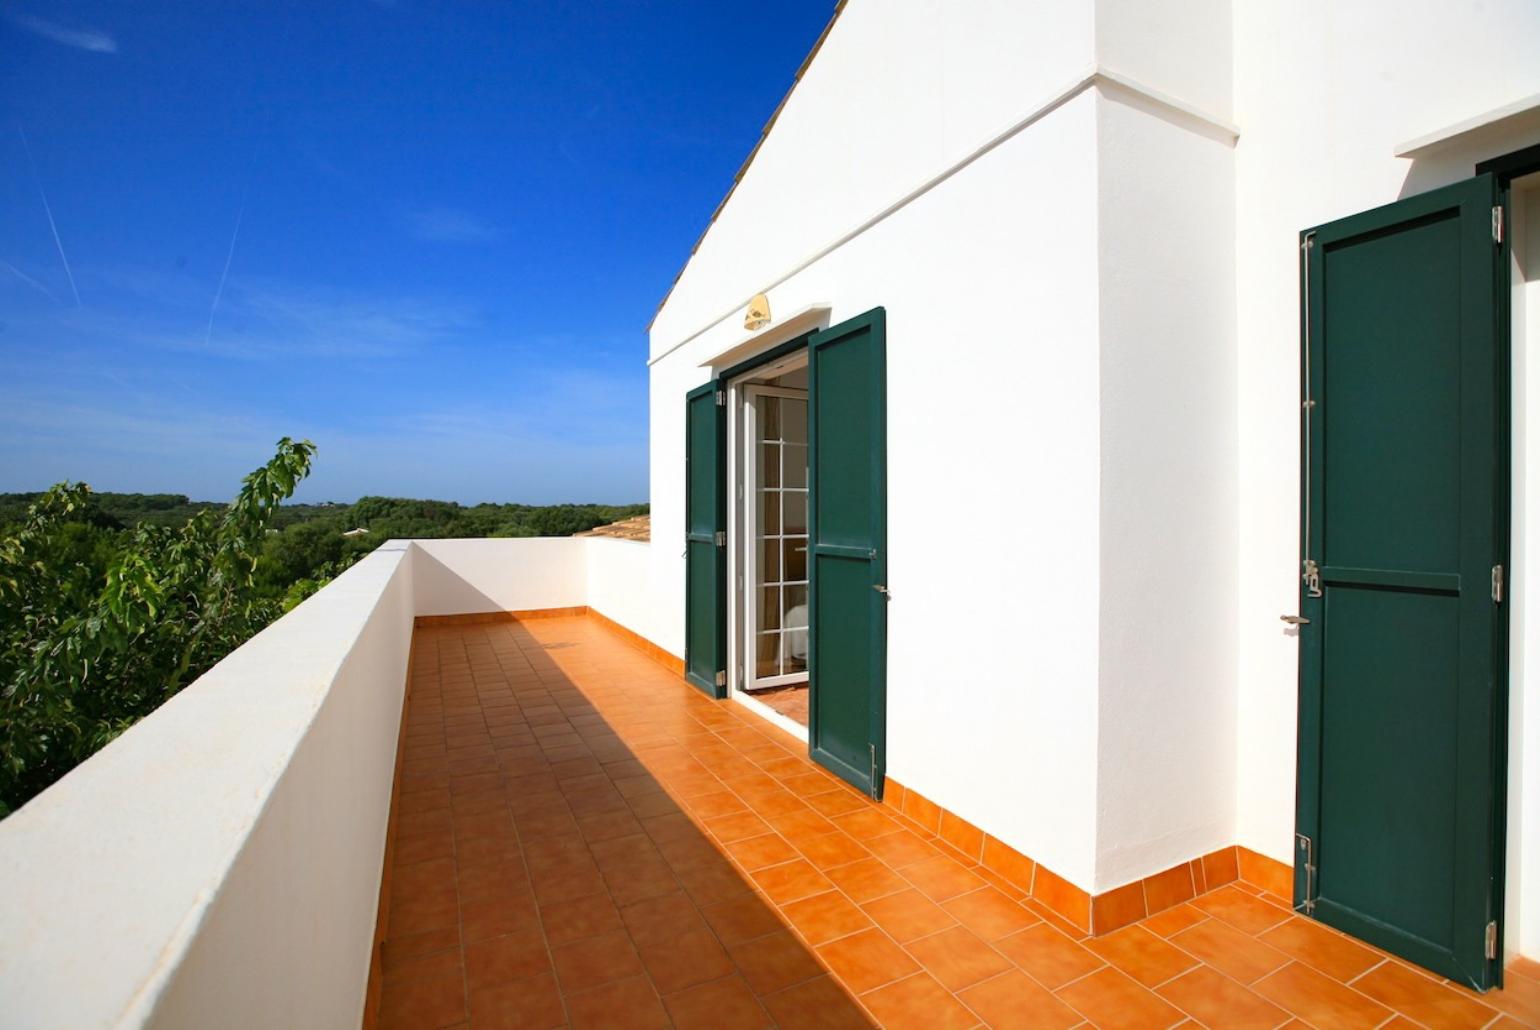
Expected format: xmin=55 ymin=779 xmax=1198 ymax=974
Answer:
xmin=371 ymin=617 xmax=873 ymax=1029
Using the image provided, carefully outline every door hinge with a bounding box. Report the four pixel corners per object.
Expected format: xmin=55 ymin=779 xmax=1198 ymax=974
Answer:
xmin=715 ymin=389 xmax=726 ymax=406
xmin=1493 ymin=564 xmax=1504 ymax=604
xmin=1296 ymin=833 xmax=1316 ymax=914
xmin=715 ymin=670 xmax=726 ymax=687
xmin=715 ymin=530 xmax=726 ymax=547
xmin=1302 ymin=558 xmax=1323 ymax=599
xmin=1486 ymin=920 xmax=1499 ymax=960
xmin=1493 ymin=206 xmax=1504 ymax=244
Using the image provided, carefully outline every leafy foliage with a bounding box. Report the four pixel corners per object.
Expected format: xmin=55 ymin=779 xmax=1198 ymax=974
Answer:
xmin=0 ymin=439 xmax=316 ymax=817
xmin=0 ymin=455 xmax=646 ymax=817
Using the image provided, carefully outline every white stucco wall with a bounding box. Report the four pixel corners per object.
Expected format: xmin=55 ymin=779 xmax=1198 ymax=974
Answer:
xmin=649 ymin=0 xmax=1247 ymax=895
xmin=651 ymin=86 xmax=1107 ymax=886
xmin=1093 ymin=89 xmax=1238 ymax=888
xmin=585 ymin=535 xmax=666 ymax=650
xmin=0 ymin=543 xmax=416 ymax=1029
xmin=1515 ymin=184 xmax=1540 ymax=961
xmin=648 ymin=0 xmax=1097 ymax=358
xmin=1231 ymin=0 xmax=1540 ymax=960
xmin=412 ymin=536 xmax=588 ymax=616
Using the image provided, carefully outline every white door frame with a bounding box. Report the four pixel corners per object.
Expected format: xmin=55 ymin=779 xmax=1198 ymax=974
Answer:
xmin=742 ymin=384 xmax=811 ymax=692
xmin=723 ymin=350 xmax=810 ymax=706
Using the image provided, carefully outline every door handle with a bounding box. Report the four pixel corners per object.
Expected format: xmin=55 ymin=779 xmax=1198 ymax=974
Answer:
xmin=1279 ymin=615 xmax=1310 ymax=625
xmin=873 ymin=584 xmax=891 ymax=598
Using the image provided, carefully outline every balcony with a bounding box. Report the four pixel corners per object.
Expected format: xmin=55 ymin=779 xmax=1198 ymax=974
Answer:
xmin=1 ymin=538 xmax=1536 ymax=1028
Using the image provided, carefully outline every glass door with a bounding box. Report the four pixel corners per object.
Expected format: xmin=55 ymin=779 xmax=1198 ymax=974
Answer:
xmin=743 ymin=385 xmax=809 ymax=690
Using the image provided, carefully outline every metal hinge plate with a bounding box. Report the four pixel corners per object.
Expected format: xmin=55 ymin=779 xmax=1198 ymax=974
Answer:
xmin=715 ymin=390 xmax=725 ymax=406
xmin=715 ymin=530 xmax=726 ymax=547
xmin=1296 ymin=833 xmax=1317 ymax=914
xmin=1493 ymin=564 xmax=1504 ymax=604
xmin=1486 ymin=920 xmax=1498 ymax=960
xmin=715 ymin=670 xmax=726 ymax=687
xmin=1302 ymin=558 xmax=1322 ymax=599
xmin=1493 ymin=206 xmax=1504 ymax=244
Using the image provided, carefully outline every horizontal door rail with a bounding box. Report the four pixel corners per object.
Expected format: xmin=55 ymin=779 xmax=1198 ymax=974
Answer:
xmin=813 ymin=542 xmax=874 ymax=560
xmin=1320 ymin=565 xmax=1461 ymax=593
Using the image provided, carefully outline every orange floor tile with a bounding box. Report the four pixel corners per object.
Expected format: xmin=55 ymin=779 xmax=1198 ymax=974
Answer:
xmin=371 ymin=617 xmax=1539 ymax=1029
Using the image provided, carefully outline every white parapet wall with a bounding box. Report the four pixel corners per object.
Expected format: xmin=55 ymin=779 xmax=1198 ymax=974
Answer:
xmin=0 ymin=534 xmax=661 ymax=1029
xmin=412 ymin=536 xmax=589 ymax=616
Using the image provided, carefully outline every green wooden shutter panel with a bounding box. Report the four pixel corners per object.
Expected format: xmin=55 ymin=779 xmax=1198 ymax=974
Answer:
xmin=807 ymin=307 xmax=887 ymax=797
xmin=1296 ymin=174 xmax=1505 ymax=990
xmin=684 ymin=382 xmax=726 ymax=698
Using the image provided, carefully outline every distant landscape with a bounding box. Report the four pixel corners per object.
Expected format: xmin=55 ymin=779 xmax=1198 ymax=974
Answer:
xmin=0 ymin=439 xmax=646 ymax=816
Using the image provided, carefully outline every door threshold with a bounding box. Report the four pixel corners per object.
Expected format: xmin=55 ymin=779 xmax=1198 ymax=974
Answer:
xmin=729 ymin=688 xmax=809 ymax=742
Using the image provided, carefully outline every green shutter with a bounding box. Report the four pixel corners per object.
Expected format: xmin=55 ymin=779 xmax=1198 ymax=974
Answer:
xmin=684 ymin=382 xmax=726 ymax=698
xmin=1296 ymin=174 xmax=1506 ymax=990
xmin=807 ymin=308 xmax=887 ymax=797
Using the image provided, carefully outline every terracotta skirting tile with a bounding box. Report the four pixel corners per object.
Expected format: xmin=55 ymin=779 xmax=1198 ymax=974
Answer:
xmin=979 ymin=835 xmax=1036 ymax=894
xmin=1200 ymin=845 xmax=1240 ymax=889
xmin=1031 ymin=863 xmax=1091 ymax=934
xmin=1089 ymin=879 xmax=1147 ymax=935
xmin=1141 ymin=861 xmax=1197 ymax=916
xmin=899 ymin=788 xmax=942 ymax=835
xmin=586 ymin=607 xmax=686 ymax=676
xmin=414 ymin=606 xmax=588 ymax=628
xmin=937 ymin=811 xmax=984 ymax=862
xmin=1237 ymin=845 xmax=1294 ymax=898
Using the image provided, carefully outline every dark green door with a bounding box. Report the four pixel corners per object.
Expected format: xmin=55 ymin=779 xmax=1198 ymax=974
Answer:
xmin=1296 ymin=174 xmax=1505 ymax=990
xmin=808 ymin=308 xmax=887 ymax=797
xmin=684 ymin=382 xmax=726 ymax=698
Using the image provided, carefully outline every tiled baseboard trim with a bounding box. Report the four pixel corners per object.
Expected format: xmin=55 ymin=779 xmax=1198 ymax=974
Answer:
xmin=414 ymin=608 xmax=686 ymax=677
xmin=586 ymin=608 xmax=687 ymax=676
xmin=883 ymin=777 xmax=1294 ymax=936
xmin=413 ymin=606 xmax=587 ymax=627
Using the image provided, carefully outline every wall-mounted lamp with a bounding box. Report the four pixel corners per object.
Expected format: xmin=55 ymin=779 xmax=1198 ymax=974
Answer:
xmin=744 ymin=293 xmax=771 ymax=330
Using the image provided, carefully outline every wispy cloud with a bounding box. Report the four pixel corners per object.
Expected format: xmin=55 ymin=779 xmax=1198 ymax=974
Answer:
xmin=205 ymin=205 xmax=245 ymax=346
xmin=3 ymin=10 xmax=117 ymax=53
xmin=404 ymin=207 xmax=500 ymax=244
xmin=2 ymin=261 xmax=62 ymax=305
xmin=17 ymin=123 xmax=82 ymax=308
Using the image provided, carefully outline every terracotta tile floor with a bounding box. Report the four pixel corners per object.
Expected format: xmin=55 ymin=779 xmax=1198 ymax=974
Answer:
xmin=374 ymin=617 xmax=1540 ymax=1029
xmin=748 ymin=684 xmax=809 ymax=728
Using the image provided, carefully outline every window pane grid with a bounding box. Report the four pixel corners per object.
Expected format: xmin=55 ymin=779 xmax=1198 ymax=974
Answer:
xmin=751 ymin=395 xmax=808 ymax=680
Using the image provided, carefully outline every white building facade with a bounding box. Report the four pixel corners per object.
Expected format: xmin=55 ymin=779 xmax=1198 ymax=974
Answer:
xmin=643 ymin=0 xmax=1540 ymax=987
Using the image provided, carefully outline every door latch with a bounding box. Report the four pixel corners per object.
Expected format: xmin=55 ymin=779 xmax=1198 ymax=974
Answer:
xmin=873 ymin=584 xmax=891 ymax=598
xmin=1280 ymin=615 xmax=1311 ymax=626
xmin=1492 ymin=564 xmax=1504 ymax=604
xmin=1302 ymin=559 xmax=1322 ymax=598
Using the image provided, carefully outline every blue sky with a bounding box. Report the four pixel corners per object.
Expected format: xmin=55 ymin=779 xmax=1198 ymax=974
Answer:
xmin=0 ymin=1 xmax=832 ymax=504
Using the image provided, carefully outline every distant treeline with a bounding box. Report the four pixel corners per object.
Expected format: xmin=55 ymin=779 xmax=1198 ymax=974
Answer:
xmin=0 ymin=491 xmax=648 ymax=610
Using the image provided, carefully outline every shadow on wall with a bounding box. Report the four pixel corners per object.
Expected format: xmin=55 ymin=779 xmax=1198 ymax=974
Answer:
xmin=1398 ymin=133 xmax=1540 ymax=198
xmin=411 ymin=545 xmax=515 ymax=620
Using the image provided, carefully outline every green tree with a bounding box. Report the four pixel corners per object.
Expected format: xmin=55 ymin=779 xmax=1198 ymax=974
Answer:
xmin=0 ymin=438 xmax=317 ymax=817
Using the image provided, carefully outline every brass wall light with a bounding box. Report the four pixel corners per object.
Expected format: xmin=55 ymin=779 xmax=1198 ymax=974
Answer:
xmin=744 ymin=293 xmax=771 ymax=330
